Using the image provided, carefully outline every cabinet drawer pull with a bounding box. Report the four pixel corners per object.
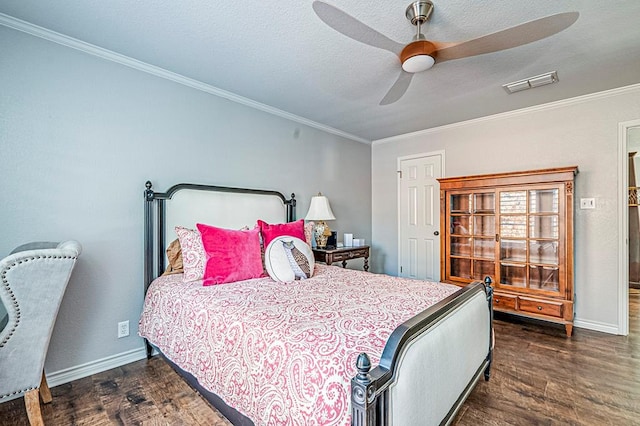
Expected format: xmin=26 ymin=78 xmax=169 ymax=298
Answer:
xmin=492 ymin=295 xmax=516 ymax=310
xmin=537 ymin=306 xmax=542 ymax=311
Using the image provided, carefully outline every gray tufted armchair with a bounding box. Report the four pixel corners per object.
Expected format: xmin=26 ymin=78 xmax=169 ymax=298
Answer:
xmin=0 ymin=241 xmax=82 ymax=425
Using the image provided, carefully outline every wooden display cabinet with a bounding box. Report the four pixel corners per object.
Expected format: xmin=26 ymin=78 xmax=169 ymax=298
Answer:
xmin=438 ymin=167 xmax=578 ymax=336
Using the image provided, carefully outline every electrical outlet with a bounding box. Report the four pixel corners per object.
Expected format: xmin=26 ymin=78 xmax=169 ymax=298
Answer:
xmin=118 ymin=320 xmax=129 ymax=338
xmin=580 ymin=198 xmax=595 ymax=209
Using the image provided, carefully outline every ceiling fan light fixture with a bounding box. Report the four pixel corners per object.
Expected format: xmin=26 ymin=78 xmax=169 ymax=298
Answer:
xmin=400 ymin=40 xmax=437 ymax=73
xmin=402 ymin=54 xmax=435 ymax=73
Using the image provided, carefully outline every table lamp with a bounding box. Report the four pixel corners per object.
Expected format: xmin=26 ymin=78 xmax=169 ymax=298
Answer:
xmin=305 ymin=193 xmax=336 ymax=248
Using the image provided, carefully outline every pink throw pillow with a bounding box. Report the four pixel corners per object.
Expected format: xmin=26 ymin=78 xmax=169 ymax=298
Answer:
xmin=257 ymin=219 xmax=306 ymax=248
xmin=196 ymin=223 xmax=263 ymax=286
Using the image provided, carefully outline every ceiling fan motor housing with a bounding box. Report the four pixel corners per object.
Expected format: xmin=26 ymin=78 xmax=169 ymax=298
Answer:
xmin=400 ymin=40 xmax=437 ymax=72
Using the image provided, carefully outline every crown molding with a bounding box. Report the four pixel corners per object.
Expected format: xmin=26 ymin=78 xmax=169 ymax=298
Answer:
xmin=373 ymin=83 xmax=640 ymax=145
xmin=0 ymin=13 xmax=370 ymax=145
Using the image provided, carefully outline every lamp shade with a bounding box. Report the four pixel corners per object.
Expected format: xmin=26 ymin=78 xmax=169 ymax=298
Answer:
xmin=305 ymin=194 xmax=336 ymax=221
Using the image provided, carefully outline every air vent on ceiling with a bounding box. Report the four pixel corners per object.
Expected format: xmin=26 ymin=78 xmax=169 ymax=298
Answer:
xmin=503 ymin=71 xmax=559 ymax=94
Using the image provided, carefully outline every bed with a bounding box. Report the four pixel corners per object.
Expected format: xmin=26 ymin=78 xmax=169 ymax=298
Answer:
xmin=139 ymin=181 xmax=493 ymax=426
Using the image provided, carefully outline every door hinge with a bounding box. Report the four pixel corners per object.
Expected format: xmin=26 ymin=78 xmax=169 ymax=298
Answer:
xmin=397 ymin=170 xmax=402 ymax=178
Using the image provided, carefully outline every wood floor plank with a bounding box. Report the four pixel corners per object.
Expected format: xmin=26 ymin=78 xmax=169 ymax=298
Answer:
xmin=1 ymin=291 xmax=638 ymax=425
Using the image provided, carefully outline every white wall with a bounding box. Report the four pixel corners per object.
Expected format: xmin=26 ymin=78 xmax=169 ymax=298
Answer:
xmin=372 ymin=85 xmax=640 ymax=333
xmin=0 ymin=26 xmax=371 ymax=376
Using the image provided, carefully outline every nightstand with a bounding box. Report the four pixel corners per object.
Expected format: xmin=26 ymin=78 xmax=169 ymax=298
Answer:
xmin=312 ymin=245 xmax=370 ymax=271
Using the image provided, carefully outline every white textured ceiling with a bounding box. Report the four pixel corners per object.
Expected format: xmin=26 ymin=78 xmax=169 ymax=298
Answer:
xmin=2 ymin=0 xmax=640 ymax=142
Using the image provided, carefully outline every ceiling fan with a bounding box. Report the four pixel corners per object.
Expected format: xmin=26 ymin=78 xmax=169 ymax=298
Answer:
xmin=312 ymin=1 xmax=579 ymax=105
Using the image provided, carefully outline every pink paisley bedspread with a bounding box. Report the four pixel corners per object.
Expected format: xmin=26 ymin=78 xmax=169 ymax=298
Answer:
xmin=138 ymin=264 xmax=459 ymax=425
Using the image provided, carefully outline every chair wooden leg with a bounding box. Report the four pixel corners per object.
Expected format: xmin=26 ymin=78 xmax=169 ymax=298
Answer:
xmin=39 ymin=371 xmax=52 ymax=404
xmin=24 ymin=389 xmax=44 ymax=426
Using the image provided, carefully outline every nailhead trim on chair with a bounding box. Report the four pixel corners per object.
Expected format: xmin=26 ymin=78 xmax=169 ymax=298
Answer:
xmin=0 ymin=386 xmax=36 ymax=400
xmin=0 ymin=253 xmax=79 ymax=399
xmin=0 ymin=255 xmax=79 ymax=348
xmin=0 ymin=267 xmax=21 ymax=349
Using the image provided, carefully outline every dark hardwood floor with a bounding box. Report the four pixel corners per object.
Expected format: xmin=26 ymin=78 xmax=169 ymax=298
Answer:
xmin=1 ymin=290 xmax=639 ymax=425
xmin=454 ymin=288 xmax=640 ymax=426
xmin=0 ymin=357 xmax=231 ymax=426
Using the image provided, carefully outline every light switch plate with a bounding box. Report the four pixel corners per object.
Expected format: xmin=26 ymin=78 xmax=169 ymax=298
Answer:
xmin=580 ymin=198 xmax=595 ymax=209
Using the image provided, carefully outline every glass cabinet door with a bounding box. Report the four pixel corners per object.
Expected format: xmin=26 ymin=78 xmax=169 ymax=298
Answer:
xmin=447 ymin=191 xmax=496 ymax=282
xmin=497 ymin=186 xmax=562 ymax=294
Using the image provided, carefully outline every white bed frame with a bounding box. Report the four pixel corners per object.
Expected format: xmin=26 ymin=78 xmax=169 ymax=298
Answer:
xmin=143 ymin=181 xmax=493 ymax=425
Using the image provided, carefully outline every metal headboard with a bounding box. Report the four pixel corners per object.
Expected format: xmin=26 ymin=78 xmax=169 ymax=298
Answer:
xmin=143 ymin=180 xmax=296 ymax=295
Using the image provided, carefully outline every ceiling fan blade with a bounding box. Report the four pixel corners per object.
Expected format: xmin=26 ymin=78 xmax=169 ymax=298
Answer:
xmin=435 ymin=12 xmax=579 ymax=62
xmin=313 ymin=1 xmax=405 ymax=55
xmin=380 ymin=71 xmax=414 ymax=105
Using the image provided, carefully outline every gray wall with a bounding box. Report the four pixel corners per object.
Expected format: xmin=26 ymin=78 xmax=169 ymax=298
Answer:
xmin=372 ymin=87 xmax=640 ymax=332
xmin=0 ymin=26 xmax=371 ymax=373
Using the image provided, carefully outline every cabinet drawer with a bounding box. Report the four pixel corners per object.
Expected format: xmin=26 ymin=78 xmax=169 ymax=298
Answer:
xmin=493 ymin=294 xmax=517 ymax=310
xmin=518 ymin=297 xmax=563 ymax=318
xmin=331 ymin=249 xmax=368 ymax=261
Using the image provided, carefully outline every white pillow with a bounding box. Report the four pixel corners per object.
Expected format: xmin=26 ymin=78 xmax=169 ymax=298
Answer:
xmin=265 ymin=236 xmax=315 ymax=283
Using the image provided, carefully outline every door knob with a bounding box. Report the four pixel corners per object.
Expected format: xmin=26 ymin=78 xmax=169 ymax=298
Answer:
xmin=434 ymin=231 xmax=440 ymax=236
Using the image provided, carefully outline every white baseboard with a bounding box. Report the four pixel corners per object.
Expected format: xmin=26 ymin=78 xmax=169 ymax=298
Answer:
xmin=46 ymin=346 xmax=148 ymax=388
xmin=574 ymin=318 xmax=621 ymax=335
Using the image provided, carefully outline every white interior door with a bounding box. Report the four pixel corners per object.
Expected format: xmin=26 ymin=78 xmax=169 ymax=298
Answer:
xmin=398 ymin=153 xmax=443 ymax=281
